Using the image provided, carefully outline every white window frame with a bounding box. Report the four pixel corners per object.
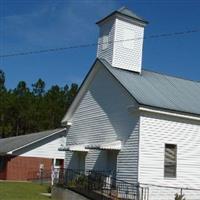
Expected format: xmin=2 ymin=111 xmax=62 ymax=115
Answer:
xmin=164 ymin=143 xmax=177 ymax=178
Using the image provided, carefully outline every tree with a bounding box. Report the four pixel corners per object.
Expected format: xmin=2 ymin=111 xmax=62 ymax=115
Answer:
xmin=0 ymin=71 xmax=79 ymax=138
xmin=13 ymin=81 xmax=31 ymax=135
xmin=14 ymin=81 xmax=29 ymax=96
xmin=0 ymin=70 xmax=5 ymax=92
xmin=32 ymin=78 xmax=45 ymax=96
xmin=44 ymin=85 xmax=68 ymax=129
xmin=0 ymin=70 xmax=6 ymax=137
xmin=67 ymin=83 xmax=78 ymax=106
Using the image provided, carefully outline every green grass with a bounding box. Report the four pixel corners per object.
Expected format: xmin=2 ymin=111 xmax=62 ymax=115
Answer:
xmin=0 ymin=182 xmax=51 ymax=200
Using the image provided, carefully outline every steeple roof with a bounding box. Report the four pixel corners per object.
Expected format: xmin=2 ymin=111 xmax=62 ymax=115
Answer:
xmin=96 ymin=6 xmax=148 ymax=25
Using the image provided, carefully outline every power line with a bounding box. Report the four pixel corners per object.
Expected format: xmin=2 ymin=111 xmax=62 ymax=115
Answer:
xmin=0 ymin=28 xmax=199 ymax=58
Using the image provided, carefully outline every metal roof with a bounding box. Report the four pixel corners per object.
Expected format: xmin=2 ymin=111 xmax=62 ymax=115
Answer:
xmin=117 ymin=7 xmax=148 ymax=24
xmin=86 ymin=140 xmax=122 ymax=151
xmin=59 ymin=144 xmax=89 ymax=152
xmin=99 ymin=58 xmax=200 ymax=116
xmin=0 ymin=128 xmax=66 ymax=155
xmin=96 ymin=7 xmax=148 ymax=25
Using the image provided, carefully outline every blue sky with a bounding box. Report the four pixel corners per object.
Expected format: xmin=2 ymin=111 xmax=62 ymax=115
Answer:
xmin=0 ymin=0 xmax=200 ymax=89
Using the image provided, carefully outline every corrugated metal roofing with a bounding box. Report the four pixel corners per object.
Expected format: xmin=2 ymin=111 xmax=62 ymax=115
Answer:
xmin=117 ymin=7 xmax=148 ymax=24
xmin=100 ymin=58 xmax=200 ymax=116
xmin=0 ymin=128 xmax=66 ymax=155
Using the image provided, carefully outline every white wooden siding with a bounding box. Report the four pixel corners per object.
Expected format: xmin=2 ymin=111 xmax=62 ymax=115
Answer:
xmin=112 ymin=17 xmax=144 ymax=73
xmin=65 ymin=65 xmax=140 ymax=184
xmin=97 ymin=18 xmax=115 ymax=64
xmin=139 ymin=112 xmax=200 ymax=200
xmin=116 ymin=119 xmax=140 ymax=184
xmin=86 ymin=150 xmax=107 ymax=171
xmin=14 ymin=136 xmax=66 ymax=159
xmin=140 ymin=185 xmax=200 ymax=200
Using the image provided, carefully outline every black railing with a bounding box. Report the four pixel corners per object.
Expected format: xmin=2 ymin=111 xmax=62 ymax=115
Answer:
xmin=27 ymin=169 xmax=52 ymax=182
xmin=53 ymin=168 xmax=149 ymax=200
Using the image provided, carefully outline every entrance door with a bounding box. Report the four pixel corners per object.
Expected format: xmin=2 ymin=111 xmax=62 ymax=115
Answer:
xmin=107 ymin=151 xmax=118 ymax=177
xmin=77 ymin=152 xmax=86 ymax=172
xmin=106 ymin=150 xmax=118 ymax=188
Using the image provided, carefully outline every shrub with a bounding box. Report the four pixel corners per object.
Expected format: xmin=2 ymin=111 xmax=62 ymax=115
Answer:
xmin=68 ymin=180 xmax=76 ymax=188
xmin=74 ymin=175 xmax=88 ymax=188
xmin=46 ymin=185 xmax=52 ymax=193
xmin=175 ymin=193 xmax=186 ymax=200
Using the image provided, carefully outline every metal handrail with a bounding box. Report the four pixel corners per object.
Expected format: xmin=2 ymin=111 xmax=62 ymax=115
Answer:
xmin=53 ymin=168 xmax=149 ymax=200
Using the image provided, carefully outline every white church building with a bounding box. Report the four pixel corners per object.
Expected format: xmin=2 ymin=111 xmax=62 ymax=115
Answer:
xmin=61 ymin=7 xmax=200 ymax=200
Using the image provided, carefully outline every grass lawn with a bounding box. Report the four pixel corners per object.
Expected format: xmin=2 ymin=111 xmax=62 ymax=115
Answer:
xmin=0 ymin=181 xmax=51 ymax=200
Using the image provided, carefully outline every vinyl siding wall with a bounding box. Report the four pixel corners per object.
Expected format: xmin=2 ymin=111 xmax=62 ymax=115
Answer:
xmin=139 ymin=112 xmax=200 ymax=200
xmin=112 ymin=17 xmax=144 ymax=72
xmin=97 ymin=18 xmax=115 ymax=64
xmin=14 ymin=134 xmax=66 ymax=159
xmin=65 ymin=65 xmax=140 ymax=184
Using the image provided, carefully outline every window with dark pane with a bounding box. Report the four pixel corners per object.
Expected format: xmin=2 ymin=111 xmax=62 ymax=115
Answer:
xmin=164 ymin=144 xmax=177 ymax=178
xmin=55 ymin=159 xmax=62 ymax=167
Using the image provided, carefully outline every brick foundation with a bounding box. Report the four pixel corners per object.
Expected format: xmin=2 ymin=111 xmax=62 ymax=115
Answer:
xmin=0 ymin=155 xmax=52 ymax=180
xmin=0 ymin=169 xmax=6 ymax=180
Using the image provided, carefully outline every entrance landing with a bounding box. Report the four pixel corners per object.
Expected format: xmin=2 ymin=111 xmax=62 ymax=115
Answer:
xmin=52 ymin=187 xmax=89 ymax=200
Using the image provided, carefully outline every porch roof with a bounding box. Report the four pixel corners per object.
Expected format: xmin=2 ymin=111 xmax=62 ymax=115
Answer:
xmin=59 ymin=140 xmax=122 ymax=152
xmin=85 ymin=140 xmax=122 ymax=150
xmin=58 ymin=144 xmax=89 ymax=152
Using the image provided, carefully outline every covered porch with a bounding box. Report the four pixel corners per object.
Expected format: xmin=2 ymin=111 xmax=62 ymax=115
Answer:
xmin=57 ymin=140 xmax=149 ymax=199
xmin=59 ymin=140 xmax=122 ymax=180
xmin=53 ymin=168 xmax=149 ymax=200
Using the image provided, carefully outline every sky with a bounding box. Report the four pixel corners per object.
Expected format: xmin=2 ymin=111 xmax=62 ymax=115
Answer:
xmin=0 ymin=0 xmax=200 ymax=89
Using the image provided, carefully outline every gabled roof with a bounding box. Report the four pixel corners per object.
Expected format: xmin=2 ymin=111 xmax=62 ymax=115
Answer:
xmin=100 ymin=59 xmax=200 ymax=116
xmin=62 ymin=58 xmax=200 ymax=124
xmin=0 ymin=128 xmax=66 ymax=155
xmin=96 ymin=7 xmax=148 ymax=25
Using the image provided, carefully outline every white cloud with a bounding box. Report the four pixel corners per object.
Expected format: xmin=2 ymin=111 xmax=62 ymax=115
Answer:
xmin=0 ymin=0 xmax=120 ymax=52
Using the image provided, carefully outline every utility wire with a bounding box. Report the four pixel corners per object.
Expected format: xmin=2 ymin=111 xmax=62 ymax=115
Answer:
xmin=0 ymin=28 xmax=199 ymax=58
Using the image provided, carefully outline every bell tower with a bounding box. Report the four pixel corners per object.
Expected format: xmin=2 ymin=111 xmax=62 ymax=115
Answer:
xmin=97 ymin=7 xmax=148 ymax=73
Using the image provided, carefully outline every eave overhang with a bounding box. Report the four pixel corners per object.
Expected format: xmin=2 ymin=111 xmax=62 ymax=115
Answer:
xmin=137 ymin=105 xmax=200 ymax=122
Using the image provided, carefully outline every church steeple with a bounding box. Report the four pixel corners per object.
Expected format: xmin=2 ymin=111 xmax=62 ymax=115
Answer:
xmin=96 ymin=7 xmax=148 ymax=73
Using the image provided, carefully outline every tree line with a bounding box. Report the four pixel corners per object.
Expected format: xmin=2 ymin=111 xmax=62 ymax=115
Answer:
xmin=0 ymin=69 xmax=78 ymax=138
